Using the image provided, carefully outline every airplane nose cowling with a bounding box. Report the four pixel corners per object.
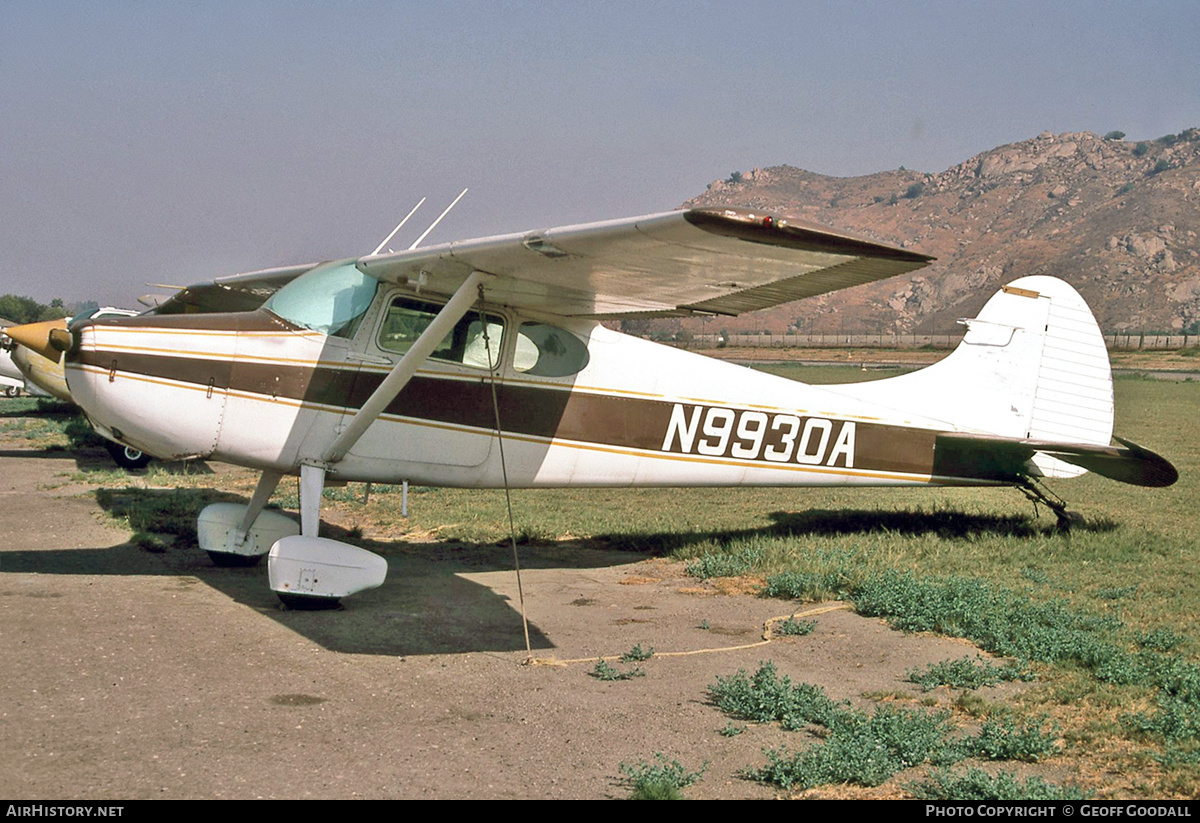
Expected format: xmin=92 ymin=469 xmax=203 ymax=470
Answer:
xmin=4 ymin=319 xmax=68 ymax=361
xmin=65 ymin=319 xmax=228 ymax=461
xmin=5 ymin=319 xmax=73 ymax=401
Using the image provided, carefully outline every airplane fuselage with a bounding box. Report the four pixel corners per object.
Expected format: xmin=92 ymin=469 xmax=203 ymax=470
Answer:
xmin=64 ymin=293 xmax=975 ymax=491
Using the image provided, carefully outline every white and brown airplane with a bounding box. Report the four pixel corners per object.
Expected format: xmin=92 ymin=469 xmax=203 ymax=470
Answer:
xmin=6 ymin=206 xmax=1177 ymax=606
xmin=3 ymin=307 xmax=149 ymax=467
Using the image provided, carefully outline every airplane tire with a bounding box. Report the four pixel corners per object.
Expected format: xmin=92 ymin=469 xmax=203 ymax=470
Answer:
xmin=3 ymin=386 xmax=18 ymax=397
xmin=206 ymin=551 xmax=264 ymax=568
xmin=277 ymin=593 xmax=343 ymax=611
xmin=105 ymin=441 xmax=152 ymax=470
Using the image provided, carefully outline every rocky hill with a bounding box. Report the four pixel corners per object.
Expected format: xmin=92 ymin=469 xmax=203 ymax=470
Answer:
xmin=676 ymin=129 xmax=1200 ymax=335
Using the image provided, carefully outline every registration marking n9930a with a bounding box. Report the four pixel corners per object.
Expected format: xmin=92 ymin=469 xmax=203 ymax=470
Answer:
xmin=661 ymin=403 xmax=856 ymax=467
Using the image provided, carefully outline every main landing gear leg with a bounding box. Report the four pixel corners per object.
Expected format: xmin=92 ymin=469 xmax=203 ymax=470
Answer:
xmin=299 ymin=463 xmax=325 ymax=538
xmin=1018 ymin=478 xmax=1084 ymax=532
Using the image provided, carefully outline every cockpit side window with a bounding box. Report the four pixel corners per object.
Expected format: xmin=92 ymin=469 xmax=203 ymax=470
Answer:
xmin=262 ymin=262 xmax=378 ymax=339
xmin=377 ymin=296 xmax=504 ymax=369
xmin=513 ymin=322 xmax=590 ymax=377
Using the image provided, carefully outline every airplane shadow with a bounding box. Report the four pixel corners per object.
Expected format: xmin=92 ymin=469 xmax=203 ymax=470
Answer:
xmin=0 ymin=447 xmax=216 ymax=475
xmin=0 ymin=398 xmax=77 ymax=418
xmin=0 ymin=447 xmax=83 ymax=461
xmin=592 ymin=506 xmax=1119 ymax=553
xmin=14 ymin=484 xmax=648 ymax=657
xmin=1 ymin=400 xmax=213 ymax=474
xmin=17 ymin=482 xmax=1118 ymax=657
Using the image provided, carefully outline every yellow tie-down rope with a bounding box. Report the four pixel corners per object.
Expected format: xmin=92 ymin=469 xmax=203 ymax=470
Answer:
xmin=527 ymin=602 xmax=852 ymax=668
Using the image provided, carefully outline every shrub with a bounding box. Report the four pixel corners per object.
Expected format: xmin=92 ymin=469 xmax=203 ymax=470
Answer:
xmin=708 ymin=662 xmax=843 ymax=729
xmin=591 ymin=659 xmax=645 ymax=681
xmin=775 ymin=616 xmax=817 ymax=636
xmin=971 ymin=714 xmax=1061 ymax=761
xmin=619 ymin=754 xmax=706 ymax=800
xmin=907 ymin=656 xmax=1031 ymax=691
xmin=909 ymin=768 xmax=1091 ymax=800
xmin=620 ymin=644 xmax=654 ymax=662
xmin=685 ymin=545 xmax=762 ymax=578
xmin=746 ymin=705 xmax=962 ymax=789
xmin=1137 ymin=628 xmax=1186 ymax=652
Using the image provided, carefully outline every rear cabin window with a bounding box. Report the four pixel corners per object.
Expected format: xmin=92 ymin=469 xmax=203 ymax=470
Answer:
xmin=513 ymin=322 xmax=590 ymax=377
xmin=378 ymin=296 xmax=504 ymax=369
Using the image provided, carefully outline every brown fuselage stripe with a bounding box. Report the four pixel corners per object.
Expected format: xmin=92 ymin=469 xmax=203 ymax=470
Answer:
xmin=72 ymin=346 xmax=944 ymax=476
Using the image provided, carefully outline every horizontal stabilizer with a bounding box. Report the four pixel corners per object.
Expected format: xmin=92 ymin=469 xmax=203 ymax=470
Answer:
xmin=935 ymin=433 xmax=1178 ymax=488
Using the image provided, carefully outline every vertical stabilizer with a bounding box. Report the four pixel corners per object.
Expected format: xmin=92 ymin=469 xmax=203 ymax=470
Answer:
xmin=832 ymin=276 xmax=1113 ymax=479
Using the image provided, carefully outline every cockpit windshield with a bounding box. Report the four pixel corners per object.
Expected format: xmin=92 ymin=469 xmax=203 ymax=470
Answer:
xmin=262 ymin=261 xmax=378 ymax=338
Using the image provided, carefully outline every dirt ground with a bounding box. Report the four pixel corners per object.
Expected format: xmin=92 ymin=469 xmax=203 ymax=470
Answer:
xmin=1 ymin=442 xmax=1011 ymax=800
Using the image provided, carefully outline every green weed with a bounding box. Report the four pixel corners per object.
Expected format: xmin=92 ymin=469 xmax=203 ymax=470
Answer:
xmin=971 ymin=714 xmax=1061 ymax=761
xmin=1122 ymin=695 xmax=1200 ymax=742
xmin=591 ymin=659 xmax=645 ymax=681
xmin=95 ymin=487 xmax=216 ymax=542
xmin=774 ymin=616 xmax=817 ymax=636
xmin=684 ymin=545 xmax=762 ymax=578
xmin=708 ymin=662 xmax=843 ymax=730
xmin=620 ymin=644 xmax=654 ymax=663
xmin=907 ymin=656 xmax=1031 ymax=691
xmin=1137 ymin=628 xmax=1187 ymax=652
xmin=1021 ymin=567 xmax=1051 ymax=585
xmin=745 ymin=704 xmax=963 ymax=789
xmin=1095 ymin=584 xmax=1139 ymax=601
xmin=908 ymin=768 xmax=1091 ymax=800
xmin=619 ymin=754 xmax=706 ymax=800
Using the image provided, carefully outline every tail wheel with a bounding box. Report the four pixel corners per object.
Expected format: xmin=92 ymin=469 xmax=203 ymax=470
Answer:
xmin=105 ymin=440 xmax=152 ymax=470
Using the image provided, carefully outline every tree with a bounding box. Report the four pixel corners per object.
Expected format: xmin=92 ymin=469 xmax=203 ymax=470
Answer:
xmin=0 ymin=295 xmax=43 ymax=324
xmin=0 ymin=295 xmax=68 ymax=324
xmin=1104 ymin=130 xmax=1125 ymax=140
xmin=37 ymin=299 xmax=69 ymax=322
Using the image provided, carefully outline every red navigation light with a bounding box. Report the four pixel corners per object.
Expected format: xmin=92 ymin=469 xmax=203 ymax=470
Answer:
xmin=762 ymin=216 xmax=774 ymax=228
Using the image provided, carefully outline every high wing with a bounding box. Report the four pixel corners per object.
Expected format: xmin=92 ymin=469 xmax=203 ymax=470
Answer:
xmin=356 ymin=206 xmax=934 ymax=318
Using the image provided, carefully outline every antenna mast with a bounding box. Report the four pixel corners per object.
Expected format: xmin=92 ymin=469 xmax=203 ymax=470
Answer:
xmin=370 ymin=197 xmax=427 ymax=256
xmin=409 ymin=188 xmax=468 ymax=250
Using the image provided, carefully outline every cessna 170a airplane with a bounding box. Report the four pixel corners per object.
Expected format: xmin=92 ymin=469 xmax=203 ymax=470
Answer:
xmin=8 ymin=206 xmax=1177 ymax=607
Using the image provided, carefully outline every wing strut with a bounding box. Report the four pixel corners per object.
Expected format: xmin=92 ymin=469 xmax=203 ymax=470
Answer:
xmin=321 ymin=269 xmax=492 ymax=465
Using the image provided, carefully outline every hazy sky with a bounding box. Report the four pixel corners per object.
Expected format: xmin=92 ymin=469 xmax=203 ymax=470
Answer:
xmin=3 ymin=1 xmax=1198 ymax=307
